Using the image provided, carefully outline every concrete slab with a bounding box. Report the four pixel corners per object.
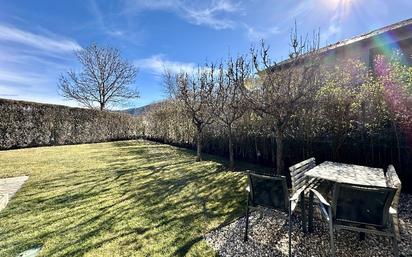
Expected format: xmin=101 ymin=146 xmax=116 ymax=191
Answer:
xmin=0 ymin=175 xmax=28 ymax=211
xmin=0 ymin=193 xmax=8 ymax=210
xmin=17 ymin=247 xmax=41 ymax=257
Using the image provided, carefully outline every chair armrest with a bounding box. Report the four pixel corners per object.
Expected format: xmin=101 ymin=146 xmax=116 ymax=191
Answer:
xmin=290 ymin=187 xmax=305 ymax=202
xmin=245 ymin=186 xmax=250 ymax=192
xmin=310 ymin=189 xmax=332 ymax=221
xmin=310 ymin=189 xmax=330 ymax=207
xmin=289 ymin=187 xmax=305 ymax=212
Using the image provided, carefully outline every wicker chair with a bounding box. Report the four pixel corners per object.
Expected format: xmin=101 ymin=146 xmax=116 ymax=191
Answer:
xmin=244 ymin=173 xmax=304 ymax=257
xmin=386 ymin=165 xmax=402 ymax=241
xmin=311 ymin=183 xmax=399 ymax=257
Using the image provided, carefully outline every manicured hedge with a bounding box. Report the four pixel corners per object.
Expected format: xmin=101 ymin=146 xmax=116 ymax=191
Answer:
xmin=0 ymin=98 xmax=141 ymax=149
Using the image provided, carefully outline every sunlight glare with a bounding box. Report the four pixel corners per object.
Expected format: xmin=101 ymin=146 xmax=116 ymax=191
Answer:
xmin=320 ymin=0 xmax=357 ymax=23
xmin=322 ymin=0 xmax=354 ymax=11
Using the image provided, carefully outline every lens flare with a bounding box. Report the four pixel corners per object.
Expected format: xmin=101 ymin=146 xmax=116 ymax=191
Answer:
xmin=321 ymin=0 xmax=355 ymax=18
xmin=322 ymin=0 xmax=353 ymax=9
xmin=374 ymin=54 xmax=412 ymax=145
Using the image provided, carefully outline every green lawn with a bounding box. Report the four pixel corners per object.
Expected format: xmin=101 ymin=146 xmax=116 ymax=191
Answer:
xmin=0 ymin=140 xmax=252 ymax=257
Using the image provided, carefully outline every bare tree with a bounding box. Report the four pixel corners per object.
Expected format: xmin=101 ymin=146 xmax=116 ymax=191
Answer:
xmin=164 ymin=67 xmax=214 ymax=161
xmin=245 ymin=28 xmax=321 ymax=175
xmin=209 ymin=56 xmax=250 ymax=169
xmin=59 ymin=43 xmax=138 ymax=110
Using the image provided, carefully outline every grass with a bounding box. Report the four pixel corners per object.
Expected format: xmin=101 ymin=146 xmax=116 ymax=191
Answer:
xmin=0 ymin=139 xmax=259 ymax=257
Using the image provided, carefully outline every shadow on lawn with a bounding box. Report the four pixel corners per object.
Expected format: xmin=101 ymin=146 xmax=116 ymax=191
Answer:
xmin=0 ymin=140 xmax=250 ymax=257
xmin=106 ymin=141 xmax=248 ymax=255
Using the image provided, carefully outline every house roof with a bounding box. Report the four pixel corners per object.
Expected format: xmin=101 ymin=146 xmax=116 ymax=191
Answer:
xmin=277 ymin=17 xmax=412 ymax=66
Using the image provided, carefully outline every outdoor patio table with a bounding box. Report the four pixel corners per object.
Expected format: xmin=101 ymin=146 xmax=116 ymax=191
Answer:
xmin=305 ymin=161 xmax=387 ymax=233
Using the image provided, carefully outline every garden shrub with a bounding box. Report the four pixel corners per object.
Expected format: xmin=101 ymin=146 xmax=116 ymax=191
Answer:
xmin=0 ymin=98 xmax=142 ymax=149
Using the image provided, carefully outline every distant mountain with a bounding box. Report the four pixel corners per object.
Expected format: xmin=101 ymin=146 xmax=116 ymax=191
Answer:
xmin=121 ymin=102 xmax=159 ymax=116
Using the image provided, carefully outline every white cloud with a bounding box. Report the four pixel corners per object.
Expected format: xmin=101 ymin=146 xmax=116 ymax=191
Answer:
xmin=183 ymin=0 xmax=239 ymax=29
xmin=323 ymin=23 xmax=341 ymax=43
xmin=0 ymin=24 xmax=81 ymax=53
xmin=0 ymin=70 xmax=48 ymax=85
xmin=0 ymin=24 xmax=79 ymax=105
xmin=88 ymin=0 xmax=128 ymax=38
xmin=321 ymin=13 xmax=342 ymax=44
xmin=183 ymin=9 xmax=233 ymax=30
xmin=287 ymin=0 xmax=313 ymax=18
xmin=0 ymin=87 xmax=78 ymax=106
xmin=135 ymin=54 xmax=197 ymax=75
xmin=123 ymin=0 xmax=240 ymax=30
xmin=126 ymin=0 xmax=180 ymax=10
xmin=244 ymin=24 xmax=281 ymax=41
xmin=0 ymin=84 xmax=20 ymax=97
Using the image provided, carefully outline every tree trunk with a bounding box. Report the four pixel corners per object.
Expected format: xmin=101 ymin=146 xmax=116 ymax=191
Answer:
xmin=255 ymin=136 xmax=260 ymax=162
xmin=332 ymin=129 xmax=345 ymax=161
xmin=100 ymin=102 xmax=105 ymax=111
xmin=271 ymin=132 xmax=276 ymax=164
xmin=228 ymin=125 xmax=234 ymax=170
xmin=275 ymin=129 xmax=284 ymax=175
xmin=331 ymin=138 xmax=339 ymax=161
xmin=196 ymin=127 xmax=202 ymax=162
xmin=392 ymin=120 xmax=402 ymax=169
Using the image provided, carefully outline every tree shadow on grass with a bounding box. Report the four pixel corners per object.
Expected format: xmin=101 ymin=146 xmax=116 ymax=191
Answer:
xmin=0 ymin=140 xmax=255 ymax=256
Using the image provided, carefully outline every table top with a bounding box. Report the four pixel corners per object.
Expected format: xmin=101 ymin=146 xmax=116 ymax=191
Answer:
xmin=305 ymin=161 xmax=387 ymax=187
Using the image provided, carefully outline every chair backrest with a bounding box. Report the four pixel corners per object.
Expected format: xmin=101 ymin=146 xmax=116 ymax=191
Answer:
xmin=386 ymin=165 xmax=402 ymax=211
xmin=332 ymin=183 xmax=396 ymax=227
xmin=248 ymin=173 xmax=289 ymax=212
xmin=289 ymin=157 xmax=316 ymax=193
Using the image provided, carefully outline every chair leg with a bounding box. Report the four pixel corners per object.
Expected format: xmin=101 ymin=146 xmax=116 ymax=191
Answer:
xmin=358 ymin=225 xmax=366 ymax=241
xmin=288 ymin=207 xmax=292 ymax=257
xmin=392 ymin=235 xmax=399 ymax=257
xmin=244 ymin=203 xmax=250 ymax=242
xmin=328 ymin=218 xmax=335 ymax=257
xmin=392 ymin=214 xmax=401 ymax=242
xmin=308 ymin=190 xmax=314 ymax=233
xmin=300 ymin=193 xmax=307 ymax=234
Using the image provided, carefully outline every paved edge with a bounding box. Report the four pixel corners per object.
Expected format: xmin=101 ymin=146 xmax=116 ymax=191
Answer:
xmin=0 ymin=175 xmax=29 ymax=211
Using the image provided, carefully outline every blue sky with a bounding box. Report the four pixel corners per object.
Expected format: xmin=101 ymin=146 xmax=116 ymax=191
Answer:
xmin=0 ymin=0 xmax=411 ymax=108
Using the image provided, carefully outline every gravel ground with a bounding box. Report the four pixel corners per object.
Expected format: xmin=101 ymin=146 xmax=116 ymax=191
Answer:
xmin=205 ymin=194 xmax=412 ymax=257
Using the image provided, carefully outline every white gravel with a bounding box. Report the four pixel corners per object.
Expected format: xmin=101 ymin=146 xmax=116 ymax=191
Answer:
xmin=205 ymin=194 xmax=412 ymax=257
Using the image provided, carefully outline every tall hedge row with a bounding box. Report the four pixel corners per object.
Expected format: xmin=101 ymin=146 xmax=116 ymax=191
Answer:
xmin=0 ymin=98 xmax=141 ymax=149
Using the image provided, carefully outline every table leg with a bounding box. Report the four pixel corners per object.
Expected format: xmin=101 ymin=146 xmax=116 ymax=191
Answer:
xmin=309 ymin=190 xmax=314 ymax=233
